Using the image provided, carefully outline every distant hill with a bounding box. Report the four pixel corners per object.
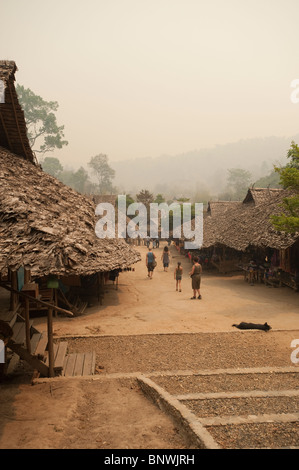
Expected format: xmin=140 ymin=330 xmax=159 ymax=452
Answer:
xmin=111 ymin=134 xmax=298 ymax=198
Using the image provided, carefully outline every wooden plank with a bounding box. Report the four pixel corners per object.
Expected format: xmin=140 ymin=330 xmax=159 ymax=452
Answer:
xmin=34 ymin=332 xmax=48 ymax=358
xmin=14 ymin=320 xmax=33 ymax=345
xmin=46 ymin=307 xmax=55 ymax=377
xmin=91 ymin=350 xmax=96 ymax=374
xmin=73 ymin=353 xmax=85 ymax=376
xmin=12 ymin=322 xmax=25 ymax=343
xmin=82 ymin=352 xmax=92 ymax=375
xmin=24 ymin=298 xmax=31 ymax=354
xmin=6 ymin=352 xmax=20 ymax=375
xmin=63 ymin=353 xmax=77 ymax=377
xmin=54 ymin=341 xmax=68 ymax=370
xmin=30 ymin=332 xmax=42 ymax=355
xmin=0 ymin=309 xmax=17 ymax=324
xmin=6 ymin=341 xmax=49 ymax=377
xmin=82 ymin=351 xmax=96 ymax=376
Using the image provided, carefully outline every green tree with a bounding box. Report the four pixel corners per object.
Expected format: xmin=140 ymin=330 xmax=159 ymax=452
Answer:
xmin=72 ymin=166 xmax=89 ymax=193
xmin=226 ymin=168 xmax=252 ymax=200
xmin=136 ymin=189 xmax=154 ymax=208
xmin=88 ymin=154 xmax=115 ymax=194
xmin=176 ymin=197 xmax=190 ymax=203
xmin=125 ymin=194 xmax=135 ymax=208
xmin=16 ymin=85 xmax=68 ymax=156
xmin=41 ymin=156 xmax=63 ymax=178
xmin=286 ymin=140 xmax=299 ymax=169
xmin=154 ymin=194 xmax=165 ymax=204
xmin=271 ymin=141 xmax=299 ymax=234
xmin=254 ymin=170 xmax=281 ymax=189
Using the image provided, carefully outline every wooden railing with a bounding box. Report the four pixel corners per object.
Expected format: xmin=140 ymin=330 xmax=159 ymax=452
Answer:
xmin=0 ymin=281 xmax=73 ymax=377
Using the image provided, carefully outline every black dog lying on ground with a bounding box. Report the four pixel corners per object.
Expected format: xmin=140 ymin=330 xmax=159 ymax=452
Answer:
xmin=232 ymin=322 xmax=272 ymax=332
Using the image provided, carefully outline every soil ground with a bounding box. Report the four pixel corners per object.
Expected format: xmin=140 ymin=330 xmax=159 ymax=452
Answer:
xmin=0 ymin=243 xmax=299 ymax=450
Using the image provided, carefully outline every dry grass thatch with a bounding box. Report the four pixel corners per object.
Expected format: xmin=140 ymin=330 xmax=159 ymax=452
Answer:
xmin=207 ymin=201 xmax=240 ymax=217
xmin=91 ymin=195 xmax=117 ymax=206
xmin=202 ymin=188 xmax=298 ymax=251
xmin=0 ymin=61 xmax=35 ymax=164
xmin=0 ymin=147 xmax=141 ymax=277
xmin=180 ymin=189 xmax=298 ymax=252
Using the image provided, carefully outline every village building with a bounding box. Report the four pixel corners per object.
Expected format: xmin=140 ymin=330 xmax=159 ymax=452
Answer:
xmin=180 ymin=188 xmax=299 ymax=289
xmin=0 ymin=61 xmax=141 ymax=378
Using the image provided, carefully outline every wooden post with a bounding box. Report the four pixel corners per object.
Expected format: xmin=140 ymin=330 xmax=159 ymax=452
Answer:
xmin=24 ymin=297 xmax=31 ymax=354
xmin=10 ymin=270 xmax=18 ymax=311
xmin=47 ymin=307 xmax=55 ymax=378
xmin=24 ymin=268 xmax=31 ymax=352
xmin=97 ymin=273 xmax=100 ymax=303
xmin=24 ymin=268 xmax=31 ymax=284
xmin=100 ymin=272 xmax=105 ymax=305
xmin=53 ymin=288 xmax=57 ymax=318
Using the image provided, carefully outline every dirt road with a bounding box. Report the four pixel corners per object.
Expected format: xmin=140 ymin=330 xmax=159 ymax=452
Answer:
xmin=33 ymin=243 xmax=299 ymax=336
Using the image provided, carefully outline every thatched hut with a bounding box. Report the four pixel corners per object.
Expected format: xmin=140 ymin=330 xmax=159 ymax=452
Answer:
xmin=204 ymin=189 xmax=298 ymax=276
xmin=181 ymin=189 xmax=299 ymax=280
xmin=211 ymin=188 xmax=297 ymax=253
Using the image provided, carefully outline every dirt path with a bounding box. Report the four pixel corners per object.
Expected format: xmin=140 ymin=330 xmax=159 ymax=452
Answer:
xmin=1 ymin=243 xmax=299 ymax=450
xmin=33 ymin=243 xmax=299 ymax=336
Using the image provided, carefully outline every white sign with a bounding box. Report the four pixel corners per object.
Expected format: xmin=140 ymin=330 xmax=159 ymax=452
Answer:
xmin=0 ymin=340 xmax=5 ymax=364
xmin=95 ymin=195 xmax=203 ymax=249
xmin=0 ymin=79 xmax=5 ymax=103
xmin=290 ymin=339 xmax=299 ymax=364
xmin=290 ymin=79 xmax=299 ymax=104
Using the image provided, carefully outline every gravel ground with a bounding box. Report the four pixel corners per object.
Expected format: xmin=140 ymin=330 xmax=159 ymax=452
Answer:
xmin=206 ymin=422 xmax=299 ymax=449
xmin=183 ymin=396 xmax=299 ymax=418
xmin=151 ymin=372 xmax=299 ymax=394
xmin=65 ymin=330 xmax=298 ymax=374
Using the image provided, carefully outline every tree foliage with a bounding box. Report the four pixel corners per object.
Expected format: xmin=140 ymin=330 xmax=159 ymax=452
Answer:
xmin=271 ymin=141 xmax=299 ymax=234
xmin=154 ymin=194 xmax=165 ymax=204
xmin=136 ymin=189 xmax=154 ymax=208
xmin=88 ymin=154 xmax=115 ymax=194
xmin=16 ymin=84 xmax=68 ymax=156
xmin=227 ymin=168 xmax=252 ymax=200
xmin=41 ymin=156 xmax=63 ymax=178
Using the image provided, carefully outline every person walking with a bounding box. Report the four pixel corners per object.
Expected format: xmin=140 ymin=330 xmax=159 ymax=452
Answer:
xmin=189 ymin=256 xmax=202 ymax=299
xmin=161 ymin=246 xmax=170 ymax=272
xmin=174 ymin=262 xmax=183 ymax=292
xmin=146 ymin=247 xmax=156 ymax=279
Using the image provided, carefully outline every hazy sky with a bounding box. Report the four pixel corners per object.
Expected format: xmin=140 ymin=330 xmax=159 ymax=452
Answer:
xmin=1 ymin=0 xmax=299 ymax=168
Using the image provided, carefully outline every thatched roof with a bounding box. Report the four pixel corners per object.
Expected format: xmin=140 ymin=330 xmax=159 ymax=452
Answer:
xmin=242 ymin=187 xmax=284 ymax=205
xmin=0 ymin=147 xmax=141 ymax=277
xmin=92 ymin=195 xmax=117 ymax=207
xmin=0 ymin=61 xmax=35 ymax=164
xmin=207 ymin=201 xmax=239 ymax=217
xmin=202 ymin=188 xmax=298 ymax=251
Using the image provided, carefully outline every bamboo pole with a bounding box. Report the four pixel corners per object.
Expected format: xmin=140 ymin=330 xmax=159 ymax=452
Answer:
xmin=47 ymin=307 xmax=54 ymax=378
xmin=24 ymin=297 xmax=31 ymax=354
xmin=10 ymin=270 xmax=18 ymax=311
xmin=24 ymin=268 xmax=31 ymax=352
